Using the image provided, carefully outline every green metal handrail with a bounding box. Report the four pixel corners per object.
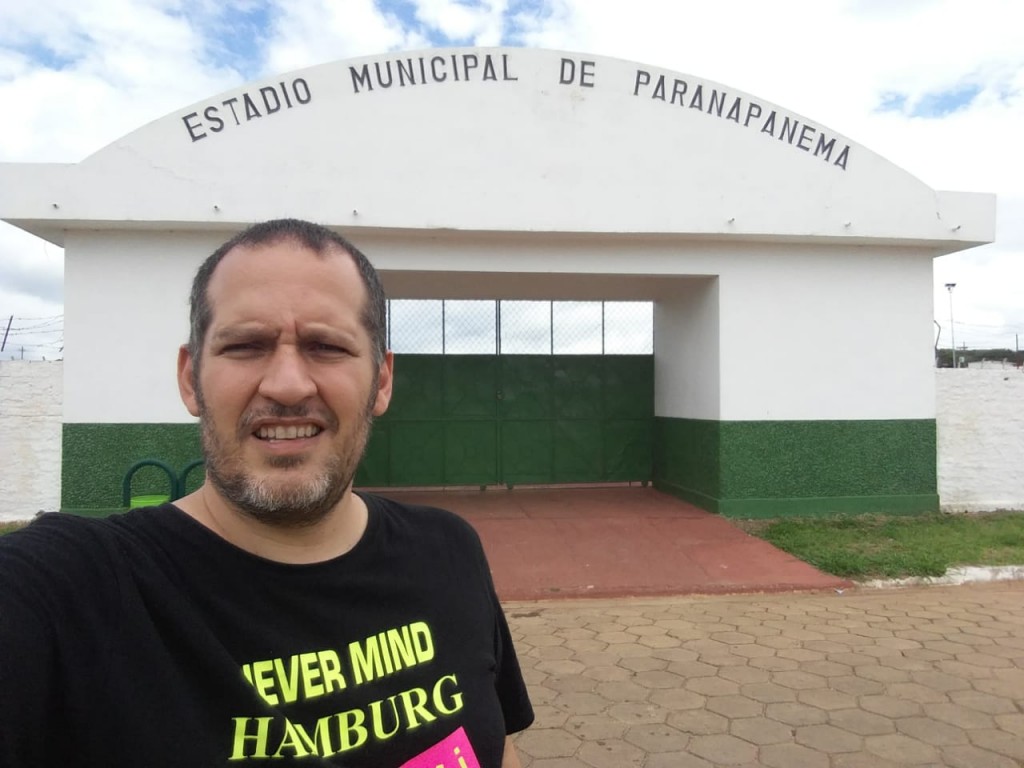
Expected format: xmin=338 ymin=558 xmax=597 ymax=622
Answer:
xmin=178 ymin=458 xmax=206 ymax=497
xmin=121 ymin=459 xmax=180 ymax=508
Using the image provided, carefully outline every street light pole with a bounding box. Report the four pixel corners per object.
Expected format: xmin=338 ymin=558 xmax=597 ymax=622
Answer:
xmin=945 ymin=283 xmax=957 ymax=368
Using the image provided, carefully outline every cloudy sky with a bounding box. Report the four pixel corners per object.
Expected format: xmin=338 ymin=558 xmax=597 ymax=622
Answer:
xmin=1 ymin=0 xmax=1021 ymax=359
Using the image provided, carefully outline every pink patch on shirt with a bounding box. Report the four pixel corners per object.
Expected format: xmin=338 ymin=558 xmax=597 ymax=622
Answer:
xmin=399 ymin=726 xmax=481 ymax=768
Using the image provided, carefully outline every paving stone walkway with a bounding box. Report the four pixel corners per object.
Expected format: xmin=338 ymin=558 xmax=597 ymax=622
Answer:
xmin=506 ymin=582 xmax=1024 ymax=767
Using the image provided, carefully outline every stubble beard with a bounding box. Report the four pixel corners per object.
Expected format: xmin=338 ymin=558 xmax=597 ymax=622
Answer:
xmin=196 ymin=389 xmax=376 ymax=530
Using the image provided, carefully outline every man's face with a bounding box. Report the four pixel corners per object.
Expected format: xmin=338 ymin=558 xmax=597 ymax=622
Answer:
xmin=177 ymin=239 xmax=393 ymax=527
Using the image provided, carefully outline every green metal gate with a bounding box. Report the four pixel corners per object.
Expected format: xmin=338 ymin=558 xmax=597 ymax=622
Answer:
xmin=356 ymin=354 xmax=653 ymax=487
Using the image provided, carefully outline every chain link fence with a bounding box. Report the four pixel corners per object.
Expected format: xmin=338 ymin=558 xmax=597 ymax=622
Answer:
xmin=387 ymin=300 xmax=652 ymax=354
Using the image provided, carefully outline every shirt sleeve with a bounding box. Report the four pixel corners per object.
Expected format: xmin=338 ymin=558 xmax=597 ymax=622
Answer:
xmin=492 ymin=599 xmax=535 ymax=734
xmin=0 ymin=525 xmax=70 ymax=767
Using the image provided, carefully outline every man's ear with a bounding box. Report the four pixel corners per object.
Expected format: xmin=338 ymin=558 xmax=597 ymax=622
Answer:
xmin=177 ymin=345 xmax=201 ymax=417
xmin=372 ymin=351 xmax=394 ymax=417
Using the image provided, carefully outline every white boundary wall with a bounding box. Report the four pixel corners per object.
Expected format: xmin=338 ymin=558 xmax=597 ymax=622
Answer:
xmin=937 ymin=366 xmax=1024 ymax=512
xmin=0 ymin=361 xmax=62 ymax=521
xmin=2 ymin=362 xmax=1022 ymax=521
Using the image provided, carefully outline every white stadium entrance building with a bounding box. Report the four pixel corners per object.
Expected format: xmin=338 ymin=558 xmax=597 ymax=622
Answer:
xmin=0 ymin=48 xmax=995 ymax=516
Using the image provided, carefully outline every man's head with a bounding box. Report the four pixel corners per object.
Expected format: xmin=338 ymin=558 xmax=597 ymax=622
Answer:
xmin=177 ymin=219 xmax=393 ymax=529
xmin=187 ymin=219 xmax=387 ymax=381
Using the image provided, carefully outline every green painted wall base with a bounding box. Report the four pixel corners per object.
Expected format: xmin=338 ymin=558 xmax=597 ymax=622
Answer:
xmin=654 ymin=480 xmax=938 ymax=518
xmin=63 ymin=423 xmax=202 ymax=511
xmin=63 ymin=415 xmax=938 ymax=519
xmin=654 ymin=417 xmax=939 ymax=518
xmin=61 ymin=354 xmax=655 ymax=511
xmin=651 ymin=480 xmax=723 ymax=514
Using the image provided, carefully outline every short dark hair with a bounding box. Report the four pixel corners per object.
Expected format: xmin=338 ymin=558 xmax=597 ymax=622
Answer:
xmin=187 ymin=219 xmax=387 ymax=371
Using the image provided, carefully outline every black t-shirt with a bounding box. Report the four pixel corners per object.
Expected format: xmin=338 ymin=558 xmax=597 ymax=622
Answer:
xmin=0 ymin=494 xmax=533 ymax=767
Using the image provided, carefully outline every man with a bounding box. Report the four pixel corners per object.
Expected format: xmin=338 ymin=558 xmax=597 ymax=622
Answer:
xmin=0 ymin=219 xmax=533 ymax=767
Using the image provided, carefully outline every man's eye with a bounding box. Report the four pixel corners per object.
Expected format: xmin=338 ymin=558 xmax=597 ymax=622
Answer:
xmin=311 ymin=342 xmax=348 ymax=354
xmin=222 ymin=342 xmax=261 ymax=354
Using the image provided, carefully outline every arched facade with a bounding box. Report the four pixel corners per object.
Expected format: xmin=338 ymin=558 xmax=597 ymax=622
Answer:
xmin=0 ymin=48 xmax=995 ymax=515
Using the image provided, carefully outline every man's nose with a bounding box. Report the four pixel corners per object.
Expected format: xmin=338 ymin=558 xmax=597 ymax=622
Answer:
xmin=258 ymin=345 xmax=317 ymax=404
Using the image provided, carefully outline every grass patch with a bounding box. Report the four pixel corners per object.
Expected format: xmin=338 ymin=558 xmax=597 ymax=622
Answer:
xmin=739 ymin=511 xmax=1024 ymax=580
xmin=0 ymin=522 xmax=28 ymax=537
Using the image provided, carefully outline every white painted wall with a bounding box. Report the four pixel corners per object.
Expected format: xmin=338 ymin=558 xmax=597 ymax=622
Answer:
xmin=60 ymin=229 xmax=938 ymax=424
xmin=63 ymin=230 xmax=210 ymax=424
xmin=717 ymin=246 xmax=937 ymax=420
xmin=372 ymin=235 xmax=937 ymax=420
xmin=937 ymin=367 xmax=1024 ymax=512
xmin=654 ymin=278 xmax=720 ymax=420
xmin=0 ymin=361 xmax=62 ymax=521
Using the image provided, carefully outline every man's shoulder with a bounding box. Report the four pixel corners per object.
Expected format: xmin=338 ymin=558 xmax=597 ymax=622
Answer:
xmin=361 ymin=493 xmax=484 ymax=549
xmin=0 ymin=508 xmax=176 ymax=590
xmin=1 ymin=512 xmax=117 ymax=559
xmin=0 ymin=514 xmax=121 ymax=623
xmin=1 ymin=506 xmax=171 ymax=548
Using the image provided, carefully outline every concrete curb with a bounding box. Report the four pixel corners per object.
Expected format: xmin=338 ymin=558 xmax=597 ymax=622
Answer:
xmin=858 ymin=563 xmax=1024 ymax=589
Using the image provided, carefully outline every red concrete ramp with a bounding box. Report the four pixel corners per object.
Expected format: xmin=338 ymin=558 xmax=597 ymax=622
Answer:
xmin=376 ymin=487 xmax=851 ymax=600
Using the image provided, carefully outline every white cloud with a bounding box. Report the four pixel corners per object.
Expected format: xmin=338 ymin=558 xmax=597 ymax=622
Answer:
xmin=0 ymin=0 xmax=252 ymax=357
xmin=263 ymin=0 xmax=429 ymax=74
xmin=0 ymin=225 xmax=63 ymax=359
xmin=0 ymin=0 xmax=246 ymax=162
xmin=410 ymin=0 xmax=510 ymax=45
xmin=0 ymin=226 xmax=62 ymax=302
